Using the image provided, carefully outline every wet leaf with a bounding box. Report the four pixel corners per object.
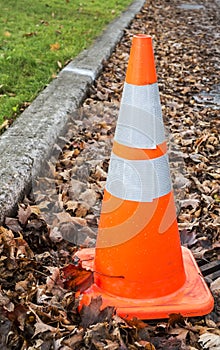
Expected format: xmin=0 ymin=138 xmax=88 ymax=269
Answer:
xmin=61 ymin=263 xmax=94 ymax=292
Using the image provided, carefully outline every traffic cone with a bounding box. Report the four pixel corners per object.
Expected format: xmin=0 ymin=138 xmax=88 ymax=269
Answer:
xmin=76 ymin=34 xmax=214 ymax=319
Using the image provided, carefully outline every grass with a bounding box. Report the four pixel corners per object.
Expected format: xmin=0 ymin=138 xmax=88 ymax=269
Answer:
xmin=0 ymin=0 xmax=132 ymax=126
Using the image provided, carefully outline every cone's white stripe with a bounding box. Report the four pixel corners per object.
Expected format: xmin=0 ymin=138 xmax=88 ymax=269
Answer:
xmin=114 ymin=83 xmax=165 ymax=149
xmin=105 ymin=153 xmax=171 ymax=202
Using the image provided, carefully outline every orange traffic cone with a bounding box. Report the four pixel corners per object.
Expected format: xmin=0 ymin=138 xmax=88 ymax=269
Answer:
xmin=76 ymin=34 xmax=214 ymax=319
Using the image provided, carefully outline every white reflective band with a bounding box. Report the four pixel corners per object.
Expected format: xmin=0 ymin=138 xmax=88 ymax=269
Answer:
xmin=114 ymin=83 xmax=165 ymax=149
xmin=105 ymin=153 xmax=171 ymax=202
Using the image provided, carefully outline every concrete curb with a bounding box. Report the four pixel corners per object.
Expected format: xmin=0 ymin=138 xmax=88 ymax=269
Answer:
xmin=0 ymin=0 xmax=145 ymax=223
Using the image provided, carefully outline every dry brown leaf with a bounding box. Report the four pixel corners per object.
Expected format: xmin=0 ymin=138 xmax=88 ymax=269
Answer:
xmin=15 ymin=234 xmax=34 ymax=259
xmin=79 ymin=189 xmax=97 ymax=207
xmin=168 ymin=313 xmax=186 ymax=328
xmin=33 ymin=316 xmax=58 ymax=337
xmin=135 ymin=341 xmax=156 ymax=350
xmin=46 ymin=267 xmax=64 ymax=293
xmin=180 ymin=198 xmax=200 ymax=210
xmin=4 ymin=31 xmax=11 ymax=37
xmin=169 ymin=327 xmax=189 ymax=341
xmin=80 ymin=296 xmax=115 ymax=328
xmin=180 ymin=230 xmax=198 ymax=247
xmin=198 ymin=332 xmax=220 ymax=349
xmin=50 ymin=42 xmax=60 ymax=51
xmin=23 ymin=32 xmax=37 ymax=37
xmin=0 ymin=289 xmax=14 ymax=312
xmin=210 ymin=278 xmax=220 ymax=292
xmin=62 ymin=329 xmax=84 ymax=348
xmin=18 ymin=204 xmax=32 ymax=225
xmin=15 ymin=273 xmax=34 ymax=293
xmin=65 ymin=200 xmax=78 ymax=212
xmin=5 ymin=217 xmax=22 ymax=233
xmin=57 ymin=60 xmax=62 ymax=68
xmin=0 ymin=119 xmax=10 ymax=132
xmin=49 ymin=226 xmax=63 ymax=242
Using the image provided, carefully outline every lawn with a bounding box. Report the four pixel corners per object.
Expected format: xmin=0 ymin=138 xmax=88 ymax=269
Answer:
xmin=0 ymin=0 xmax=132 ymax=126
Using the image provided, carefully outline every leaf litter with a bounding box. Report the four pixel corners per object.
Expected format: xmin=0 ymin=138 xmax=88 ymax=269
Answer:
xmin=1 ymin=0 xmax=220 ymax=349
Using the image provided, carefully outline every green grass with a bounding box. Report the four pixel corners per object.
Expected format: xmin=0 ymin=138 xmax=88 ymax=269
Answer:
xmin=0 ymin=0 xmax=132 ymax=125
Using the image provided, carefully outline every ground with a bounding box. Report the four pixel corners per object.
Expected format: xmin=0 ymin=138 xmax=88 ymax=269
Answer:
xmin=0 ymin=0 xmax=219 ymax=349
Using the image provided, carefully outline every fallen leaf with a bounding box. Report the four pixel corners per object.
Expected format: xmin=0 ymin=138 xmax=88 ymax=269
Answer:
xmin=61 ymin=263 xmax=94 ymax=292
xmin=5 ymin=217 xmax=22 ymax=233
xmin=23 ymin=32 xmax=37 ymax=37
xmin=0 ymin=289 xmax=14 ymax=312
xmin=198 ymin=332 xmax=220 ymax=349
xmin=169 ymin=327 xmax=189 ymax=342
xmin=30 ymin=205 xmax=41 ymax=216
xmin=168 ymin=313 xmax=186 ymax=328
xmin=57 ymin=60 xmax=62 ymax=68
xmin=59 ymin=221 xmax=96 ymax=247
xmin=18 ymin=204 xmax=32 ymax=225
xmin=0 ymin=310 xmax=12 ymax=348
xmin=0 ymin=119 xmax=10 ymax=132
xmin=79 ymin=189 xmax=97 ymax=207
xmin=80 ymin=296 xmax=115 ymax=328
xmin=46 ymin=267 xmax=64 ymax=293
xmin=210 ymin=278 xmax=220 ymax=292
xmin=7 ymin=304 xmax=28 ymax=331
xmin=49 ymin=226 xmax=63 ymax=242
xmin=180 ymin=198 xmax=200 ymax=210
xmin=151 ymin=336 xmax=182 ymax=350
xmin=62 ymin=329 xmax=84 ymax=348
xmin=0 ymin=226 xmax=16 ymax=258
xmin=65 ymin=200 xmax=78 ymax=212
xmin=180 ymin=230 xmax=198 ymax=247
xmin=50 ymin=42 xmax=60 ymax=51
xmin=15 ymin=272 xmax=34 ymax=293
xmin=4 ymin=31 xmax=11 ymax=37
xmin=136 ymin=341 xmax=156 ymax=350
xmin=15 ymin=234 xmax=34 ymax=259
xmin=32 ymin=312 xmax=58 ymax=337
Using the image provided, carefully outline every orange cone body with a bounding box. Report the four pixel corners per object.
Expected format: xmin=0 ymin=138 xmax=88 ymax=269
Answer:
xmin=76 ymin=35 xmax=214 ymax=319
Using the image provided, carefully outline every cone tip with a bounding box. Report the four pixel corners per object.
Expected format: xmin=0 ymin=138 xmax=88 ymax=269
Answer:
xmin=133 ymin=34 xmax=152 ymax=39
xmin=132 ymin=34 xmax=153 ymax=46
xmin=126 ymin=34 xmax=157 ymax=85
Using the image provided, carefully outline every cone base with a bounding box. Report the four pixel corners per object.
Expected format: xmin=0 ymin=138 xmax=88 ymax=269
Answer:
xmin=76 ymin=247 xmax=214 ymax=319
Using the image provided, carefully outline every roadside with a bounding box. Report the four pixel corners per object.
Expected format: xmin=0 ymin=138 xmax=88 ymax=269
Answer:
xmin=0 ymin=0 xmax=145 ymax=223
